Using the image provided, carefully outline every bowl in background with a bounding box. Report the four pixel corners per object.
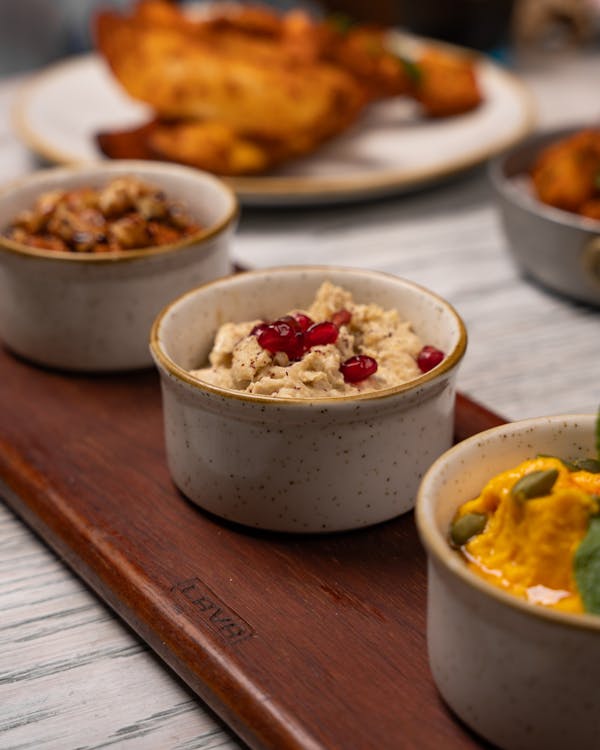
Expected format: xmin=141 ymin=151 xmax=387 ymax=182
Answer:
xmin=0 ymin=160 xmax=238 ymax=371
xmin=150 ymin=266 xmax=467 ymax=533
xmin=490 ymin=126 xmax=600 ymax=307
xmin=416 ymin=413 xmax=600 ymax=750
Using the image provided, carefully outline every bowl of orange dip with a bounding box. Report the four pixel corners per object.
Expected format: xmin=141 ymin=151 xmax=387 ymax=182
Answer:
xmin=416 ymin=413 xmax=600 ymax=750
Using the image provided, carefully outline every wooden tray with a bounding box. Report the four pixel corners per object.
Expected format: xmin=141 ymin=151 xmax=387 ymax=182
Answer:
xmin=0 ymin=343 xmax=505 ymax=750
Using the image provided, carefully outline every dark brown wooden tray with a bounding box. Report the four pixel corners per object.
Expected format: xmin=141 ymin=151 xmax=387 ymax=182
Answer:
xmin=0 ymin=342 xmax=505 ymax=750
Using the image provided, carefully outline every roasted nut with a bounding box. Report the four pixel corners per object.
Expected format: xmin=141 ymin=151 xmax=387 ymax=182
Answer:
xmin=108 ymin=213 xmax=153 ymax=248
xmin=3 ymin=177 xmax=199 ymax=253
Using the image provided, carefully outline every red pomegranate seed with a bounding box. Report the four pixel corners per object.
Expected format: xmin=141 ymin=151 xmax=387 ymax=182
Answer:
xmin=304 ymin=321 xmax=339 ymax=348
xmin=250 ymin=322 xmax=269 ymax=336
xmin=257 ymin=321 xmax=298 ymax=356
xmin=292 ymin=312 xmax=314 ymax=332
xmin=331 ymin=309 xmax=352 ymax=328
xmin=416 ymin=345 xmax=445 ymax=373
xmin=278 ymin=315 xmax=302 ymax=331
xmin=340 ymin=355 xmax=378 ymax=383
xmin=289 ymin=331 xmax=307 ymax=361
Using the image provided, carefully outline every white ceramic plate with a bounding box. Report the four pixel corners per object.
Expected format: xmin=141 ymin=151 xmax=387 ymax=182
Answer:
xmin=13 ymin=40 xmax=536 ymax=207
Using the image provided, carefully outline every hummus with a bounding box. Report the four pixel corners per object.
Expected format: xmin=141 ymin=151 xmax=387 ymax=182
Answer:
xmin=451 ymin=456 xmax=600 ymax=614
xmin=191 ymin=281 xmax=426 ymax=398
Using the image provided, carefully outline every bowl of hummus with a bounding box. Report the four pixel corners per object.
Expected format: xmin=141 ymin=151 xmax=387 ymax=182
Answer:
xmin=151 ymin=266 xmax=467 ymax=532
xmin=0 ymin=161 xmax=238 ymax=371
xmin=416 ymin=413 xmax=600 ymax=750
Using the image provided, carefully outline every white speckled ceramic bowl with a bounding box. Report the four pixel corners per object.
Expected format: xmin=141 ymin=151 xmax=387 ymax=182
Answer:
xmin=0 ymin=161 xmax=238 ymax=371
xmin=150 ymin=266 xmax=467 ymax=532
xmin=490 ymin=126 xmax=600 ymax=307
xmin=416 ymin=414 xmax=600 ymax=750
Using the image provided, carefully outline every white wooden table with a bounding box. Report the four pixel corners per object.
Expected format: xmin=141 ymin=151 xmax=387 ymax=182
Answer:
xmin=1 ymin=48 xmax=599 ymax=750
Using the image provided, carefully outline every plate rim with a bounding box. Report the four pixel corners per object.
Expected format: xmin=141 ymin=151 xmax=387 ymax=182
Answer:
xmin=12 ymin=48 xmax=537 ymax=203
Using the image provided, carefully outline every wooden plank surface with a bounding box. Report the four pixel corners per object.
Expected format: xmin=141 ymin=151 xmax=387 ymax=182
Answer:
xmin=0 ymin=340 xmax=503 ymax=750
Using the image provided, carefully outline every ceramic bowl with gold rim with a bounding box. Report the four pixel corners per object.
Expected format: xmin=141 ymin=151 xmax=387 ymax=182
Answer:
xmin=416 ymin=414 xmax=600 ymax=750
xmin=150 ymin=266 xmax=467 ymax=533
xmin=490 ymin=126 xmax=600 ymax=307
xmin=0 ymin=161 xmax=238 ymax=371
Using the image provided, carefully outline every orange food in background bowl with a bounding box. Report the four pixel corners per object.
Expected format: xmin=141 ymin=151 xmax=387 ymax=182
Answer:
xmin=530 ymin=128 xmax=600 ymax=219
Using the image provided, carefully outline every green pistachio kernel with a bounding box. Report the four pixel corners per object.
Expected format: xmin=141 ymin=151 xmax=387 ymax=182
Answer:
xmin=450 ymin=512 xmax=487 ymax=547
xmin=511 ymin=469 xmax=559 ymax=503
xmin=572 ymin=458 xmax=600 ymax=474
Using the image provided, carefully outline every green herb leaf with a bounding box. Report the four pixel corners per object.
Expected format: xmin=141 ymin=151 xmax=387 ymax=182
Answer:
xmin=327 ymin=13 xmax=356 ymax=35
xmin=396 ymin=56 xmax=421 ymax=84
xmin=575 ymin=516 xmax=600 ymax=614
xmin=596 ymin=405 xmax=600 ymax=461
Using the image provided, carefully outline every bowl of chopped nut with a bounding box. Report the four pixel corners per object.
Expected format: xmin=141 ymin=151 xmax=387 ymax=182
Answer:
xmin=151 ymin=266 xmax=467 ymax=532
xmin=0 ymin=161 xmax=238 ymax=370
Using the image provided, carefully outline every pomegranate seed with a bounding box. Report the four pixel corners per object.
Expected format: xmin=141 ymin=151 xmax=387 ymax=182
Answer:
xmin=292 ymin=312 xmax=314 ymax=332
xmin=289 ymin=331 xmax=307 ymax=361
xmin=416 ymin=345 xmax=445 ymax=373
xmin=340 ymin=355 xmax=378 ymax=383
xmin=250 ymin=322 xmax=269 ymax=336
xmin=278 ymin=315 xmax=302 ymax=331
xmin=304 ymin=321 xmax=339 ymax=348
xmin=331 ymin=309 xmax=352 ymax=328
xmin=257 ymin=321 xmax=298 ymax=356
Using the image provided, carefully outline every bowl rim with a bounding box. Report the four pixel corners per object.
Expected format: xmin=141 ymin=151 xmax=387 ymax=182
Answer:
xmin=488 ymin=125 xmax=600 ymax=234
xmin=416 ymin=413 xmax=600 ymax=632
xmin=0 ymin=160 xmax=239 ymax=264
xmin=150 ymin=265 xmax=468 ymax=406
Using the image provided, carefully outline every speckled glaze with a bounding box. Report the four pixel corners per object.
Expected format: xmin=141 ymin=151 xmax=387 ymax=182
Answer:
xmin=0 ymin=161 xmax=238 ymax=371
xmin=416 ymin=414 xmax=600 ymax=750
xmin=489 ymin=127 xmax=600 ymax=307
xmin=150 ymin=267 xmax=467 ymax=532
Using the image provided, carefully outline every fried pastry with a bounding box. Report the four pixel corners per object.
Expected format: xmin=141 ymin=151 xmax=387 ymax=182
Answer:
xmin=93 ymin=0 xmax=483 ymax=175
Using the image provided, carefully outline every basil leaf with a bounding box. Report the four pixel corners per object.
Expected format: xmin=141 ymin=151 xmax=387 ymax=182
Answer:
xmin=397 ymin=56 xmax=421 ymax=84
xmin=575 ymin=516 xmax=600 ymax=614
xmin=596 ymin=405 xmax=600 ymax=460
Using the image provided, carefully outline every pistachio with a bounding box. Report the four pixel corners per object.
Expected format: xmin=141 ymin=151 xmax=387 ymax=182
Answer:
xmin=572 ymin=458 xmax=600 ymax=474
xmin=450 ymin=512 xmax=487 ymax=547
xmin=511 ymin=469 xmax=559 ymax=503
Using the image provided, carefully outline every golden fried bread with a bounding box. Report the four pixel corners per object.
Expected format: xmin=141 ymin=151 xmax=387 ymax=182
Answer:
xmin=96 ymin=7 xmax=365 ymax=143
xmin=94 ymin=1 xmax=484 ymax=175
xmin=412 ymin=49 xmax=482 ymax=118
xmin=148 ymin=121 xmax=274 ymax=176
